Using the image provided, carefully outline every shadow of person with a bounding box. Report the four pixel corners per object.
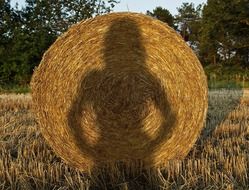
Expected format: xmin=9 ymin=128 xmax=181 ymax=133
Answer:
xmin=67 ymin=17 xmax=176 ymax=172
xmin=198 ymin=89 xmax=243 ymax=143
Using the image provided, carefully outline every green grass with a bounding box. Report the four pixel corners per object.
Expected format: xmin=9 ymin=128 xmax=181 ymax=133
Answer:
xmin=204 ymin=64 xmax=249 ymax=77
xmin=205 ymin=64 xmax=249 ymax=89
xmin=208 ymin=80 xmax=249 ymax=89
xmin=0 ymin=84 xmax=30 ymax=94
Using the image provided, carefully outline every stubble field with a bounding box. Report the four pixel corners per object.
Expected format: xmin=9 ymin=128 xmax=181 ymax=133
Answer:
xmin=1 ymin=89 xmax=249 ymax=190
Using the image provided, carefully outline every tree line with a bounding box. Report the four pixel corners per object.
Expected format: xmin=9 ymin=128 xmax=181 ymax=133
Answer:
xmin=0 ymin=0 xmax=248 ymax=85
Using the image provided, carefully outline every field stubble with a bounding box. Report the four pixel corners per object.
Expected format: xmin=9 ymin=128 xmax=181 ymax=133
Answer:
xmin=1 ymin=90 xmax=249 ymax=189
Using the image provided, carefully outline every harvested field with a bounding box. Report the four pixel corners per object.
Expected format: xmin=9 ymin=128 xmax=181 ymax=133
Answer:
xmin=1 ymin=89 xmax=249 ymax=189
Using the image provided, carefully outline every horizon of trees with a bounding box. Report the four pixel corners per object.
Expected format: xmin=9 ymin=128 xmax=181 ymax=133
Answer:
xmin=0 ymin=0 xmax=249 ymax=85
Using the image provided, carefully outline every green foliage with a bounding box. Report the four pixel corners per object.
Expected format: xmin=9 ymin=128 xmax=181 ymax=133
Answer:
xmin=0 ymin=0 xmax=25 ymax=84
xmin=0 ymin=0 xmax=118 ymax=86
xmin=174 ymin=2 xmax=203 ymax=49
xmin=200 ymin=0 xmax=249 ymax=66
xmin=146 ymin=7 xmax=174 ymax=28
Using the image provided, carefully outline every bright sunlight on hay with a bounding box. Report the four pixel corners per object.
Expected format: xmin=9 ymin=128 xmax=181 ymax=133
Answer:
xmin=31 ymin=12 xmax=208 ymax=171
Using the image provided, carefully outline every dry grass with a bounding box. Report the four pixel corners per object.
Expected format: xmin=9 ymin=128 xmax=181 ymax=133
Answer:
xmin=1 ymin=89 xmax=249 ymax=189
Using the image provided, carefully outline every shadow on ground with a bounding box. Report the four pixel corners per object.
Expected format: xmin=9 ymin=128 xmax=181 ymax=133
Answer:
xmin=198 ymin=88 xmax=244 ymax=142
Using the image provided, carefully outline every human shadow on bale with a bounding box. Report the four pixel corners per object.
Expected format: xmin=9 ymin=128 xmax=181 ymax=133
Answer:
xmin=67 ymin=17 xmax=177 ymax=171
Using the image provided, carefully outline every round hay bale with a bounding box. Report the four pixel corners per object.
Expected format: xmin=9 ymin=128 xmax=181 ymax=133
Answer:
xmin=31 ymin=12 xmax=208 ymax=171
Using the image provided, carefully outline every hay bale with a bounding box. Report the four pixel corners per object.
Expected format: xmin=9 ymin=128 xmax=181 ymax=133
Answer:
xmin=31 ymin=13 xmax=208 ymax=171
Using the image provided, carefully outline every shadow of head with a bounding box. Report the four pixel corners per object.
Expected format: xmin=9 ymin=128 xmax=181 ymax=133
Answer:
xmin=103 ymin=17 xmax=146 ymax=69
xmin=67 ymin=16 xmax=176 ymax=170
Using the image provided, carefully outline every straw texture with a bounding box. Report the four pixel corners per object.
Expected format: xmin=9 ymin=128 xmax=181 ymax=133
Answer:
xmin=31 ymin=12 xmax=208 ymax=171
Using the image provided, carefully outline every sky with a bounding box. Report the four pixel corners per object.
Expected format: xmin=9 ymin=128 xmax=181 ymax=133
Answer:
xmin=11 ymin=0 xmax=207 ymax=15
